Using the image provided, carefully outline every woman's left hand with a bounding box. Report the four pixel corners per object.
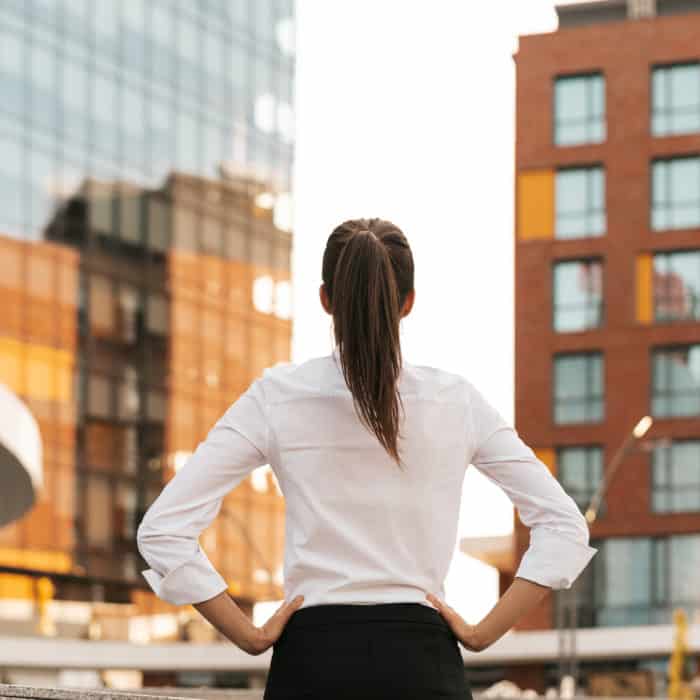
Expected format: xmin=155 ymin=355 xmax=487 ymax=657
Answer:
xmin=243 ymin=595 xmax=305 ymax=655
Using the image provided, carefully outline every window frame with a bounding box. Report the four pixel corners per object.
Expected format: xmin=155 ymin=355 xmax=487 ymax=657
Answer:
xmin=552 ymin=350 xmax=605 ymax=426
xmin=650 ymin=341 xmax=700 ymax=418
xmin=553 ymin=70 xmax=606 ymax=147
xmin=650 ymin=437 xmax=700 ymax=514
xmin=556 ymin=444 xmax=606 ymax=516
xmin=555 ymin=163 xmax=607 ymax=239
xmin=552 ymin=256 xmax=605 ymax=333
xmin=650 ymin=154 xmax=700 ymax=232
xmin=651 ymin=247 xmax=700 ymax=323
xmin=650 ymin=60 xmax=700 ymax=138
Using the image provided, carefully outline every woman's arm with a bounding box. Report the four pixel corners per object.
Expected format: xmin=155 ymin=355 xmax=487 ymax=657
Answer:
xmin=427 ymin=378 xmax=599 ymax=651
xmin=477 ymin=576 xmax=551 ymax=646
xmin=193 ymin=590 xmax=304 ymax=655
xmin=193 ymin=590 xmax=262 ymax=653
xmin=427 ymin=576 xmax=550 ymax=651
xmin=136 ymin=378 xmax=272 ymax=636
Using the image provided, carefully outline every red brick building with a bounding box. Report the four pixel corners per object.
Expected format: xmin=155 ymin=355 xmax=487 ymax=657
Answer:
xmin=463 ymin=0 xmax=700 ymax=694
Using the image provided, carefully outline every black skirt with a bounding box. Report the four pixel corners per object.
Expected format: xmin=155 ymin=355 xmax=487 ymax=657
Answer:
xmin=263 ymin=601 xmax=473 ymax=699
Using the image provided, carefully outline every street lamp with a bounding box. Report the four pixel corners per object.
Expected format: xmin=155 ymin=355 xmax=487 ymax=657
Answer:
xmin=584 ymin=415 xmax=653 ymax=524
xmin=557 ymin=415 xmax=655 ymax=696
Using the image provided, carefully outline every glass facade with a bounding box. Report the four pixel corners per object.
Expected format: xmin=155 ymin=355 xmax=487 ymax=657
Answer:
xmin=652 ymin=439 xmax=700 ymax=513
xmin=555 ymin=166 xmax=606 ymax=239
xmin=552 ymin=258 xmax=604 ymax=332
xmin=651 ymin=344 xmax=700 ymax=418
xmin=553 ymin=352 xmax=604 ymax=424
xmin=568 ymin=534 xmax=700 ymax=627
xmin=553 ymin=73 xmax=605 ymax=146
xmin=652 ymin=62 xmax=700 ymax=137
xmin=0 ymin=1 xmax=295 ymax=603
xmin=653 ymin=249 xmax=700 ymax=322
xmin=556 ymin=445 xmax=604 ymax=515
xmin=652 ymin=156 xmax=700 ymax=231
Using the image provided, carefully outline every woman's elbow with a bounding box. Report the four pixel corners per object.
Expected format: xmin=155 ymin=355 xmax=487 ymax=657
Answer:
xmin=570 ymin=503 xmax=591 ymax=546
xmin=136 ymin=517 xmax=159 ymax=563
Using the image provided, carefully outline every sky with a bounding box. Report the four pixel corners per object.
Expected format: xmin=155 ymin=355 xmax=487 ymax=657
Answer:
xmin=256 ymin=0 xmax=566 ymax=627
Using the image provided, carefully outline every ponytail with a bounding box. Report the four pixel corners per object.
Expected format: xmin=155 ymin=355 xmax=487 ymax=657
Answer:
xmin=321 ymin=219 xmax=414 ymax=470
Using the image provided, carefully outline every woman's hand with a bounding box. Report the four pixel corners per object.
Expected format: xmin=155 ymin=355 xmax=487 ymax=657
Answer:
xmin=425 ymin=593 xmax=491 ymax=652
xmin=243 ymin=595 xmax=305 ymax=656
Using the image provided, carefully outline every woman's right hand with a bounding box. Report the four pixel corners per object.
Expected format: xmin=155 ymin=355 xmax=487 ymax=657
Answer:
xmin=425 ymin=593 xmax=491 ymax=652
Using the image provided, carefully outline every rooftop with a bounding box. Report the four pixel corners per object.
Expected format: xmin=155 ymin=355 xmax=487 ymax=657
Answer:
xmin=556 ymin=0 xmax=700 ymax=28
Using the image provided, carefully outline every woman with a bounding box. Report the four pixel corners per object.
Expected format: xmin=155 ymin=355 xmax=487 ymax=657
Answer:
xmin=137 ymin=218 xmax=598 ymax=699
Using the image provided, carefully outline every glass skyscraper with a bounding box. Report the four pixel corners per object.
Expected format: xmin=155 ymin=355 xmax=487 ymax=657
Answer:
xmin=0 ymin=0 xmax=295 ymax=612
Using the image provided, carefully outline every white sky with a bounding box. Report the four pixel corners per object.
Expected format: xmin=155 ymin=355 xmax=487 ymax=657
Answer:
xmin=256 ymin=1 xmax=566 ymax=627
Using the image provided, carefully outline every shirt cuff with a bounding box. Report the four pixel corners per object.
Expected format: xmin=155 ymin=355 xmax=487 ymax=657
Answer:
xmin=140 ymin=547 xmax=230 ymax=606
xmin=513 ymin=525 xmax=599 ymax=590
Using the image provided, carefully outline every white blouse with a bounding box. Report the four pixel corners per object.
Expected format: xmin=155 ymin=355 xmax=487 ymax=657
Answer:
xmin=137 ymin=348 xmax=598 ymax=608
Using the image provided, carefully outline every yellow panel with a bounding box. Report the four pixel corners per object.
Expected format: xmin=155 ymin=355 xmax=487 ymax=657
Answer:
xmin=0 ymin=337 xmax=74 ymax=402
xmin=636 ymin=253 xmax=653 ymax=323
xmin=517 ymin=170 xmax=554 ymax=240
xmin=0 ymin=573 xmax=35 ymax=599
xmin=0 ymin=340 xmax=22 ymax=394
xmin=534 ymin=448 xmax=556 ymax=476
xmin=0 ymin=547 xmax=72 ymax=573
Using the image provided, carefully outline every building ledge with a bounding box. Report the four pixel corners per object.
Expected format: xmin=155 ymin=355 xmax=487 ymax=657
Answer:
xmin=1 ymin=623 xmax=697 ymax=670
xmin=459 ymin=534 xmax=516 ymax=574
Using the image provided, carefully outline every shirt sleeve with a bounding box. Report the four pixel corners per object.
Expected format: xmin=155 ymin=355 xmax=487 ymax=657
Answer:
xmin=136 ymin=377 xmax=270 ymax=606
xmin=464 ymin=378 xmax=598 ymax=590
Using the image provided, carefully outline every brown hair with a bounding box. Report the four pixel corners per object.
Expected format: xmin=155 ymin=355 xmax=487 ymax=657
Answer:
xmin=321 ymin=218 xmax=415 ymax=470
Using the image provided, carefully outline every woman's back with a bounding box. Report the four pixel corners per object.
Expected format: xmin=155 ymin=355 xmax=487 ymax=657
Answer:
xmin=136 ymin=217 xmax=597 ymax=699
xmin=266 ymin=348 xmax=469 ymax=609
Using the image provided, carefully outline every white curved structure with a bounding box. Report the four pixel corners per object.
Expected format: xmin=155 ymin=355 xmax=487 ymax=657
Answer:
xmin=0 ymin=383 xmax=43 ymax=526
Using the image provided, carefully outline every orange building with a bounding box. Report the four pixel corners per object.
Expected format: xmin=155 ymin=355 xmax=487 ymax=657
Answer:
xmin=1 ymin=170 xmax=292 ymax=622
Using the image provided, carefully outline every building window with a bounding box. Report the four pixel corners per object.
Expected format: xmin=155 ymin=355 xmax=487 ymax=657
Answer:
xmin=553 ymin=258 xmax=604 ymax=332
xmin=652 ymin=439 xmax=700 ymax=513
xmin=651 ymin=344 xmax=700 ymax=418
xmin=651 ymin=156 xmax=700 ymax=231
xmin=653 ymin=250 xmax=700 ymax=322
xmin=554 ymin=73 xmax=605 ymax=146
xmin=556 ymin=166 xmax=605 ymax=239
xmin=652 ymin=63 xmax=700 ymax=137
xmin=553 ymin=352 xmax=604 ymax=424
xmin=557 ymin=445 xmax=604 ymax=515
xmin=568 ymin=534 xmax=700 ymax=627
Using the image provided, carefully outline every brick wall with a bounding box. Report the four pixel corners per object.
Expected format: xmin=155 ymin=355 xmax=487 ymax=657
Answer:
xmin=514 ymin=11 xmax=700 ymax=632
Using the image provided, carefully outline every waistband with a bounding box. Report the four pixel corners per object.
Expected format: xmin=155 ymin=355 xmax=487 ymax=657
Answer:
xmin=285 ymin=602 xmax=449 ymax=630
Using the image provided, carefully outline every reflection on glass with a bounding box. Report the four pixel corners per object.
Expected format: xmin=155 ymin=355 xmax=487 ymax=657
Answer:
xmin=85 ymin=475 xmax=112 ymax=548
xmin=275 ymin=280 xmax=292 ymax=320
xmin=253 ymin=275 xmax=275 ymax=313
xmin=596 ymin=537 xmax=652 ymax=626
xmin=651 ymin=344 xmax=700 ymax=417
xmin=652 ymin=157 xmax=700 ymax=231
xmin=0 ymin=0 xmax=295 ymax=592
xmin=576 ymin=535 xmax=700 ymax=626
xmin=553 ymin=259 xmax=603 ymax=332
xmin=653 ymin=250 xmax=700 ymax=321
xmin=554 ymin=73 xmax=605 ymax=146
xmin=556 ymin=166 xmax=605 ymax=239
xmin=652 ymin=439 xmax=700 ymax=513
xmin=557 ymin=445 xmax=604 ymax=514
xmin=652 ymin=63 xmax=700 ymax=137
xmin=553 ymin=352 xmax=604 ymax=424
